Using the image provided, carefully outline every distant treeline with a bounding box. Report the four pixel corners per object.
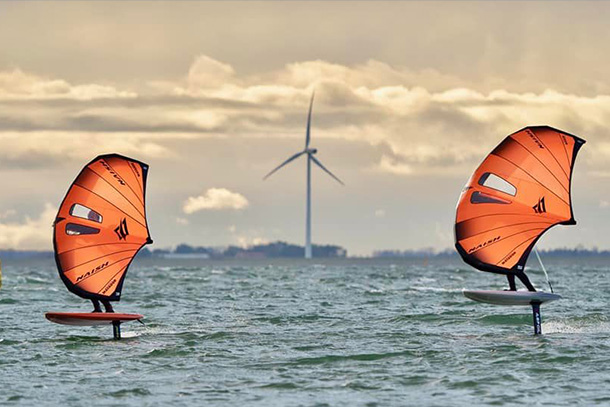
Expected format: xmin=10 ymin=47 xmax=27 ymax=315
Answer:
xmin=0 ymin=250 xmax=53 ymax=259
xmin=533 ymin=248 xmax=610 ymax=257
xmin=138 ymin=241 xmax=348 ymax=259
xmin=372 ymin=247 xmax=610 ymax=258
xmin=372 ymin=249 xmax=457 ymax=258
xmin=1 ymin=246 xmax=609 ymax=260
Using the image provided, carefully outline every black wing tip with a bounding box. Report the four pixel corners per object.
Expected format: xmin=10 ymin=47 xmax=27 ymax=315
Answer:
xmin=515 ymin=125 xmax=587 ymax=144
xmin=455 ymin=241 xmax=517 ymax=276
xmin=90 ymin=153 xmax=151 ymax=170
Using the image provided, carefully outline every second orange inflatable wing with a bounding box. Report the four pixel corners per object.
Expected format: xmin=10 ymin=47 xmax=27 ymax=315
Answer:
xmin=455 ymin=126 xmax=585 ymax=275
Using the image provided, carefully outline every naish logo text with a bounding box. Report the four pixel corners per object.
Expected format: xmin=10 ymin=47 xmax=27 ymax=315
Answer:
xmin=100 ymin=160 xmax=126 ymax=186
xmin=75 ymin=261 xmax=109 ymax=283
xmin=533 ymin=197 xmax=547 ymax=214
xmin=129 ymin=162 xmax=141 ymax=178
xmin=101 ymin=278 xmax=117 ymax=295
xmin=468 ymin=236 xmax=501 ymax=254
xmin=501 ymin=251 xmax=517 ymax=265
xmin=526 ymin=129 xmax=544 ymax=149
xmin=114 ymin=218 xmax=129 ymax=240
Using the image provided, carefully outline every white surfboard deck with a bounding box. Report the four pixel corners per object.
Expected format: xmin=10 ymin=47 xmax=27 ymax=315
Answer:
xmin=463 ymin=290 xmax=561 ymax=306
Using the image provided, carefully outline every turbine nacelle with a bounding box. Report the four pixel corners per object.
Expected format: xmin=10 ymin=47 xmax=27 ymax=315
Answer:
xmin=306 ymin=148 xmax=318 ymax=155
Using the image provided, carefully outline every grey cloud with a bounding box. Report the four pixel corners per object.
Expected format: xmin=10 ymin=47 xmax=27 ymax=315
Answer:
xmin=5 ymin=2 xmax=610 ymax=96
xmin=1 ymin=63 xmax=610 ymax=178
xmin=0 ymin=152 xmax=67 ymax=170
xmin=66 ymin=113 xmax=217 ymax=134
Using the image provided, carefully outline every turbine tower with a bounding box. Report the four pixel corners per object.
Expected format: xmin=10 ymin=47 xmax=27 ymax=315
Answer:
xmin=264 ymin=92 xmax=344 ymax=259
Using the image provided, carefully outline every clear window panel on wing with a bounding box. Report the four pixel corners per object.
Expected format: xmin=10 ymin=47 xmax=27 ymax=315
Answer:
xmin=70 ymin=204 xmax=103 ymax=223
xmin=478 ymin=173 xmax=517 ymax=196
xmin=65 ymin=223 xmax=100 ymax=236
xmin=470 ymin=191 xmax=511 ymax=205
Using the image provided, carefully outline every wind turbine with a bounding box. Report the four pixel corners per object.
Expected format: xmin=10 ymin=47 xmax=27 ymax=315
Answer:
xmin=263 ymin=92 xmax=344 ymax=259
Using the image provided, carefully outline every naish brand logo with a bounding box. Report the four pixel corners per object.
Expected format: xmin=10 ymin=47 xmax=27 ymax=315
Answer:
xmin=501 ymin=251 xmax=517 ymax=265
xmin=101 ymin=278 xmax=117 ymax=295
xmin=114 ymin=218 xmax=129 ymax=240
xmin=526 ymin=129 xmax=544 ymax=149
xmin=100 ymin=160 xmax=126 ymax=186
xmin=75 ymin=261 xmax=109 ymax=283
xmin=129 ymin=162 xmax=141 ymax=178
xmin=468 ymin=236 xmax=501 ymax=254
xmin=533 ymin=197 xmax=547 ymax=214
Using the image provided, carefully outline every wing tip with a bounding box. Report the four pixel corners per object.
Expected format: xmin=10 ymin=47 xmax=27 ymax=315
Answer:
xmin=90 ymin=153 xmax=151 ymax=170
xmin=517 ymin=125 xmax=586 ymax=144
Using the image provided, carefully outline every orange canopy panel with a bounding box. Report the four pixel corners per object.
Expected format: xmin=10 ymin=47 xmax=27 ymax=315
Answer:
xmin=455 ymin=126 xmax=585 ymax=275
xmin=54 ymin=154 xmax=152 ymax=301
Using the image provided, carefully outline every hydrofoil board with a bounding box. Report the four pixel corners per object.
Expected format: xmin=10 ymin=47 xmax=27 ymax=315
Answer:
xmin=463 ymin=290 xmax=561 ymax=306
xmin=45 ymin=312 xmax=143 ymax=326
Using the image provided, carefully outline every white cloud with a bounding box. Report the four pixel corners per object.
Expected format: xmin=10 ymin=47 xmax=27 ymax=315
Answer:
xmin=175 ymin=217 xmax=189 ymax=225
xmin=0 ymin=209 xmax=17 ymax=220
xmin=374 ymin=209 xmax=385 ymax=218
xmin=251 ymin=237 xmax=268 ymax=245
xmin=3 ymin=57 xmax=610 ymax=177
xmin=183 ymin=188 xmax=249 ymax=214
xmin=0 ymin=204 xmax=56 ymax=250
xmin=0 ymin=69 xmax=136 ymax=100
xmin=377 ymin=155 xmax=413 ymax=176
xmin=169 ymin=56 xmax=610 ymax=175
xmin=0 ymin=132 xmax=169 ymax=164
xmin=226 ymin=224 xmax=268 ymax=247
xmin=236 ymin=235 xmax=268 ymax=247
xmin=187 ymin=55 xmax=236 ymax=88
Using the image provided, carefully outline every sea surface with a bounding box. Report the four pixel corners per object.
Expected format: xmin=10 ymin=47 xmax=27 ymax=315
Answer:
xmin=1 ymin=257 xmax=609 ymax=407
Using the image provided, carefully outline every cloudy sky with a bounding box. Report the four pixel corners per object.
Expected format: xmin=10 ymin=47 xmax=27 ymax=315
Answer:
xmin=0 ymin=1 xmax=609 ymax=255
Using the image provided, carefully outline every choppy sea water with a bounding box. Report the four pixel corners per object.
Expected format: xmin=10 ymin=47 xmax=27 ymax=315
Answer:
xmin=1 ymin=257 xmax=609 ymax=406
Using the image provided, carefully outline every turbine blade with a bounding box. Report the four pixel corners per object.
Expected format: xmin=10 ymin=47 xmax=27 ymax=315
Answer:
xmin=310 ymin=155 xmax=344 ymax=185
xmin=305 ymin=91 xmax=315 ymax=149
xmin=263 ymin=151 xmax=306 ymax=180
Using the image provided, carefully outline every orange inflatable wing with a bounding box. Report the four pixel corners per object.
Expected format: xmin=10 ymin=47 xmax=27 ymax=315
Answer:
xmin=455 ymin=126 xmax=585 ymax=275
xmin=53 ymin=154 xmax=152 ymax=301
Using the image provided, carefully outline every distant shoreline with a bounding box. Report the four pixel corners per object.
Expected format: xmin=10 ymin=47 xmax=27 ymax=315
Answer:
xmin=1 ymin=244 xmax=610 ymax=260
